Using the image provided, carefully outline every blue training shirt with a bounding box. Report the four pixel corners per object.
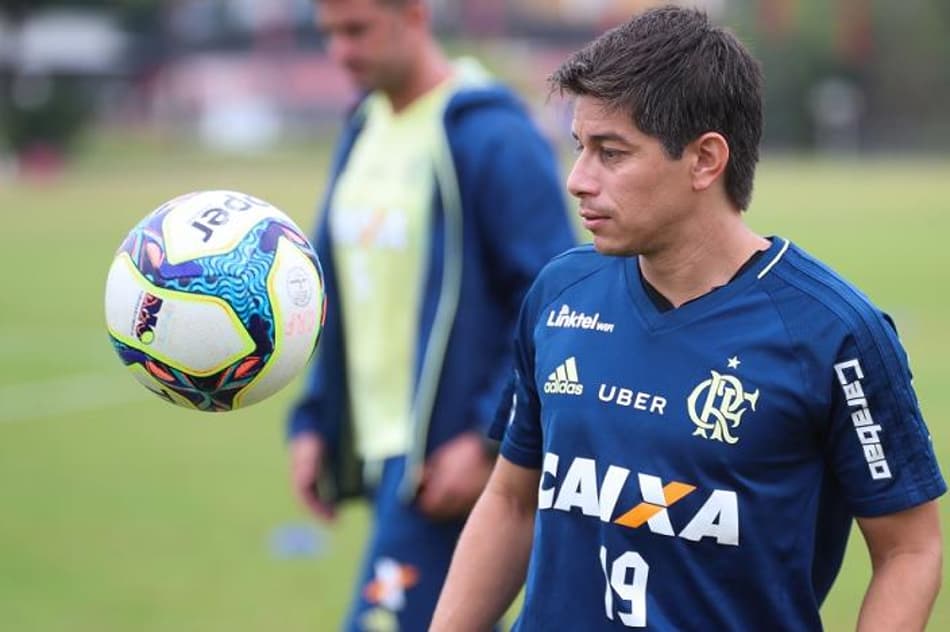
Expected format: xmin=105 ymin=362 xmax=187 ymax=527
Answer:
xmin=494 ymin=237 xmax=946 ymax=631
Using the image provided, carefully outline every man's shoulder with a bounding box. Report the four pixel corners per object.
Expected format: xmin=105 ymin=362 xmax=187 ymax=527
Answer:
xmin=447 ymin=82 xmax=520 ymax=111
xmin=542 ymin=243 xmax=611 ymax=275
xmin=764 ymin=240 xmax=895 ymax=342
xmin=440 ymin=83 xmax=561 ymax=201
xmin=527 ymin=245 xmax=618 ymax=306
xmin=443 ymin=83 xmax=536 ymax=140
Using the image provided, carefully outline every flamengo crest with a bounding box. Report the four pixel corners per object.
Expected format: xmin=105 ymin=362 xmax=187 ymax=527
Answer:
xmin=687 ymin=369 xmax=759 ymax=444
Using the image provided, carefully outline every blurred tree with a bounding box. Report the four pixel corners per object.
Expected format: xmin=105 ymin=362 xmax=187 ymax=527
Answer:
xmin=728 ymin=0 xmax=949 ymax=152
xmin=0 ymin=0 xmax=161 ymax=170
xmin=864 ymin=0 xmax=950 ymax=150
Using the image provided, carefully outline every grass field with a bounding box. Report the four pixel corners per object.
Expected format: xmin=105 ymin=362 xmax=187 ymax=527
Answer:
xmin=0 ymin=135 xmax=947 ymax=631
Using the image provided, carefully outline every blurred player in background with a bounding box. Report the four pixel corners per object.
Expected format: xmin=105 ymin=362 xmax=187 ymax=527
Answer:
xmin=286 ymin=0 xmax=575 ymax=629
xmin=433 ymin=6 xmax=944 ymax=630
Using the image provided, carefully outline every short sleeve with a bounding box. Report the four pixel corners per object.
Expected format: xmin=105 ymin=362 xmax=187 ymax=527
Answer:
xmin=825 ymin=312 xmax=946 ymax=517
xmin=490 ymin=288 xmax=544 ymax=470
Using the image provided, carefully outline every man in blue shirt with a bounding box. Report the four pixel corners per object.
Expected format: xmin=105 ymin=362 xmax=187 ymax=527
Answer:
xmin=286 ymin=0 xmax=574 ymax=629
xmin=433 ymin=6 xmax=944 ymax=630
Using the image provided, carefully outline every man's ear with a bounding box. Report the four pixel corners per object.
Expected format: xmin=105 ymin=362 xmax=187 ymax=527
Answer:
xmin=689 ymin=131 xmax=730 ymax=193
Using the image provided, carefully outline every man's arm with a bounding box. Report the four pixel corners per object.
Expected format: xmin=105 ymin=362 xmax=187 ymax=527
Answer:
xmin=430 ymin=456 xmax=540 ymax=631
xmin=855 ymin=500 xmax=943 ymax=631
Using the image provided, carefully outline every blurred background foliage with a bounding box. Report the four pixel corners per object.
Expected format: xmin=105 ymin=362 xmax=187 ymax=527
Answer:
xmin=1 ymin=0 xmax=948 ymax=167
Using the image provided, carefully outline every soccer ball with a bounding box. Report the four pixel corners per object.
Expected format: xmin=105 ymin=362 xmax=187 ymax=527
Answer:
xmin=104 ymin=190 xmax=325 ymax=411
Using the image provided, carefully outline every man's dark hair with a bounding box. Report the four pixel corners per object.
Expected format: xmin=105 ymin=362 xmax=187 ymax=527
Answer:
xmin=551 ymin=6 xmax=763 ymax=210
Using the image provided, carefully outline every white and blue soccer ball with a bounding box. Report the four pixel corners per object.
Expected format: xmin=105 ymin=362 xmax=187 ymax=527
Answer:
xmin=104 ymin=190 xmax=325 ymax=411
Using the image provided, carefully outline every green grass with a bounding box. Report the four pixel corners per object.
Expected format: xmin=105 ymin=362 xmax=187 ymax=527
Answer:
xmin=0 ymin=138 xmax=947 ymax=630
xmin=0 ymin=136 xmax=370 ymax=631
xmin=750 ymin=159 xmax=950 ymax=630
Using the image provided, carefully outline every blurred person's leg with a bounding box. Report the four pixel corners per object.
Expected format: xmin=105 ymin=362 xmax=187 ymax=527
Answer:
xmin=343 ymin=455 xmax=473 ymax=632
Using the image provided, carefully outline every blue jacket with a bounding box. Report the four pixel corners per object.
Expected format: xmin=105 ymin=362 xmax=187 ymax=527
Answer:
xmin=288 ymin=82 xmax=576 ymax=501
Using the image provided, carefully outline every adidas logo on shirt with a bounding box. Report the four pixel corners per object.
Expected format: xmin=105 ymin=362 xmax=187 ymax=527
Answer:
xmin=544 ymin=356 xmax=584 ymax=395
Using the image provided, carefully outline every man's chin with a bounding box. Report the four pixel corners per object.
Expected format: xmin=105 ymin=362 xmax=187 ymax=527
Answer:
xmin=343 ymin=67 xmax=376 ymax=90
xmin=592 ymin=237 xmax=636 ymax=257
xmin=348 ymin=76 xmax=374 ymax=91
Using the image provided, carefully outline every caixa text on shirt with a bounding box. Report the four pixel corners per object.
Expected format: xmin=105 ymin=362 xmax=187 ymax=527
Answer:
xmin=834 ymin=358 xmax=892 ymax=480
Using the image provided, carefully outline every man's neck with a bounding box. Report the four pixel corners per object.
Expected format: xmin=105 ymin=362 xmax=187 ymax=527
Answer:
xmin=638 ymin=214 xmax=770 ymax=308
xmin=385 ymin=42 xmax=452 ymax=113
